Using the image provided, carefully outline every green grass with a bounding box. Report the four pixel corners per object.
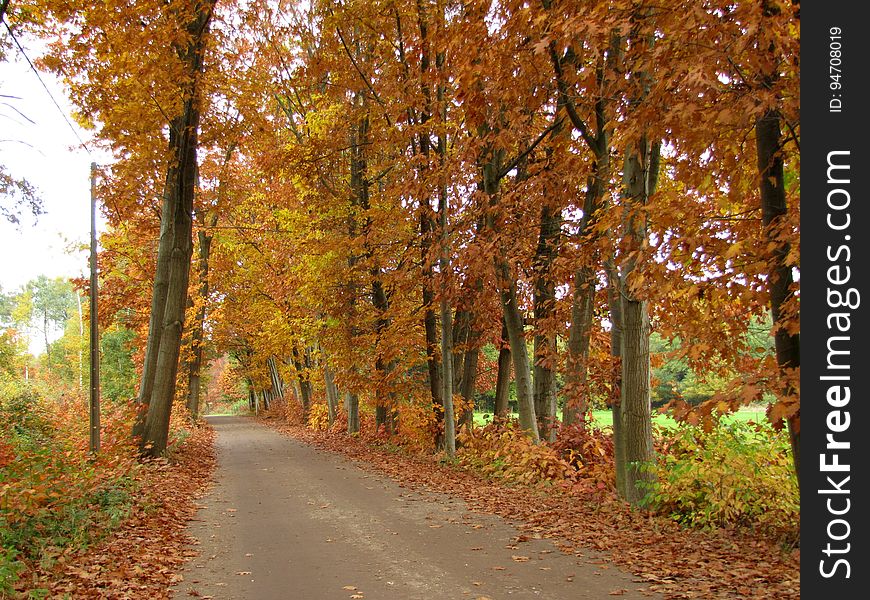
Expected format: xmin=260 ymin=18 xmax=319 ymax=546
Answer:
xmin=473 ymin=407 xmax=768 ymax=428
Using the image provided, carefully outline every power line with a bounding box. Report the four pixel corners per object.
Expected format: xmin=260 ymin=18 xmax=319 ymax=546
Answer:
xmin=1 ymin=17 xmax=92 ymax=155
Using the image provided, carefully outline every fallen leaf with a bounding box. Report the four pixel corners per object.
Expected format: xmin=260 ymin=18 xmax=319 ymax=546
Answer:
xmin=511 ymin=555 xmax=530 ymax=562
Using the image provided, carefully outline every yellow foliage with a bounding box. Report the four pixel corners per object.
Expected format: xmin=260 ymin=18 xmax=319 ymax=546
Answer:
xmin=307 ymin=403 xmax=331 ymax=431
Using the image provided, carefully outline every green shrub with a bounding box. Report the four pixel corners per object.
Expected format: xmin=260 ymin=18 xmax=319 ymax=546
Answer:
xmin=0 ymin=547 xmax=23 ymax=597
xmin=640 ymin=420 xmax=798 ymax=542
xmin=0 ymin=382 xmax=54 ymax=443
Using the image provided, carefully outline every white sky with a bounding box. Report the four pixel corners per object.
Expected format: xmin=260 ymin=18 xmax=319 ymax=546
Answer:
xmin=1 ymin=37 xmax=108 ymax=295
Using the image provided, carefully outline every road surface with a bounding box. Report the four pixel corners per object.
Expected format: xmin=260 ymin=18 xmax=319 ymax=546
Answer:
xmin=173 ymin=416 xmax=659 ymax=599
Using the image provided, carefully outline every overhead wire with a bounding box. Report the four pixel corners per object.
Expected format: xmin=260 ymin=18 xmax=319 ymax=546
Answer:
xmin=1 ymin=16 xmax=92 ymax=155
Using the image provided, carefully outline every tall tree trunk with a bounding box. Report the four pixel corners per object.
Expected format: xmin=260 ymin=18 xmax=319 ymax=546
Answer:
xmin=139 ymin=0 xmax=215 ymax=456
xmin=247 ymin=382 xmax=256 ymax=412
xmin=564 ymin=146 xmax=610 ymax=426
xmin=346 ymin=392 xmax=360 ymax=434
xmin=421 ymin=209 xmax=443 ymax=445
xmin=494 ymin=320 xmax=512 ymax=418
xmin=185 ymin=210 xmax=217 ymax=421
xmin=458 ymin=332 xmax=480 ymax=434
xmin=616 ymin=137 xmax=660 ymax=504
xmin=484 ymin=157 xmax=539 ymax=442
xmin=267 ymin=356 xmax=284 ymax=401
xmin=324 ymin=360 xmax=339 ymax=425
xmin=452 ymin=308 xmax=470 ymax=392
xmin=549 ymin=23 xmax=619 ymax=430
xmin=496 ymin=260 xmax=539 ymax=442
xmin=756 ymin=109 xmax=800 ymax=478
xmin=605 ymin=260 xmax=626 ymax=493
xmin=140 ymin=128 xmax=197 ymax=454
xmin=344 ymin=82 xmax=369 ymax=435
xmin=438 ymin=182 xmax=456 ymax=455
xmin=371 ymin=268 xmax=392 ymax=433
xmin=564 ymin=266 xmax=595 ymax=425
xmin=532 ymin=203 xmax=561 ymax=441
xmin=292 ymin=347 xmax=312 ymax=419
xmin=132 ymin=151 xmax=175 ymax=439
xmin=756 ymin=0 xmax=800 ymax=481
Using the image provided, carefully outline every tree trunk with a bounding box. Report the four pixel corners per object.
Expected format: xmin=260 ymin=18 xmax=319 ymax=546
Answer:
xmin=452 ymin=308 xmax=470 ymax=392
xmin=132 ymin=164 xmax=174 ymax=438
xmin=458 ymin=342 xmax=479 ymax=434
xmin=615 ymin=137 xmax=660 ymax=504
xmin=267 ymin=356 xmax=284 ymax=400
xmin=564 ymin=150 xmax=609 ymax=426
xmin=439 ymin=184 xmax=456 ymax=455
xmin=619 ymin=295 xmax=653 ymax=504
xmin=139 ymin=129 xmax=196 ymax=454
xmin=496 ymin=260 xmax=539 ymax=442
xmin=371 ymin=276 xmax=391 ymax=433
xmin=421 ymin=209 xmax=443 ymax=446
xmin=185 ymin=210 xmax=217 ymax=421
xmin=346 ymin=391 xmax=360 ymax=434
xmin=564 ymin=266 xmax=595 ymax=425
xmin=756 ymin=107 xmax=800 ymax=479
xmin=605 ymin=261 xmax=626 ymax=493
xmin=247 ymin=383 xmax=255 ymax=412
xmin=292 ymin=347 xmax=312 ymax=419
xmin=324 ymin=360 xmax=339 ymax=425
xmin=138 ymin=0 xmax=215 ymax=456
xmin=494 ymin=319 xmax=512 ymax=417
xmin=532 ymin=203 xmax=561 ymax=441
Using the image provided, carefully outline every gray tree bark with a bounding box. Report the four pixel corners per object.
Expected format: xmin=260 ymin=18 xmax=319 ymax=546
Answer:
xmin=532 ymin=203 xmax=561 ymax=441
xmin=616 ymin=137 xmax=660 ymax=505
xmin=138 ymin=0 xmax=215 ymax=456
xmin=494 ymin=320 xmax=512 ymax=418
xmin=323 ymin=360 xmax=339 ymax=425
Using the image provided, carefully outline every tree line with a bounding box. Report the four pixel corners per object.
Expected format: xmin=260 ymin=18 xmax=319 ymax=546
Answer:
xmin=11 ymin=0 xmax=799 ymax=505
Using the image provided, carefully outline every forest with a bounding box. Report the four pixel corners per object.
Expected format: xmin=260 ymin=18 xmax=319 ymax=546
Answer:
xmin=1 ymin=0 xmax=799 ymax=597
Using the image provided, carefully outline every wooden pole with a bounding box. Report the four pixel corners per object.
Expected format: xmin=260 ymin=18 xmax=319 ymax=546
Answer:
xmin=89 ymin=162 xmax=100 ymax=453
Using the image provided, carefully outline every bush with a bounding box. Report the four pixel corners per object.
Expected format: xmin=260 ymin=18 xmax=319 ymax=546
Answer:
xmin=0 ymin=386 xmax=143 ymax=592
xmin=457 ymin=419 xmax=577 ymax=486
xmin=307 ymin=403 xmax=330 ymax=430
xmin=551 ymin=421 xmax=615 ymax=490
xmin=0 ymin=382 xmax=54 ymax=444
xmin=639 ymin=420 xmax=798 ymax=542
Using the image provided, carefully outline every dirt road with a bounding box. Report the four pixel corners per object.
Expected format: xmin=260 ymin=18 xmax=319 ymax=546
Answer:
xmin=173 ymin=416 xmax=659 ymax=600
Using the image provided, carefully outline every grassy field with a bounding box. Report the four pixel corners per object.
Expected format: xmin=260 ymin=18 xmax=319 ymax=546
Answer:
xmin=473 ymin=406 xmax=768 ymax=428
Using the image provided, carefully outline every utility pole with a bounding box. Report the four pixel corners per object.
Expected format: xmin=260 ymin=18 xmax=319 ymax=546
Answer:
xmin=89 ymin=162 xmax=100 ymax=453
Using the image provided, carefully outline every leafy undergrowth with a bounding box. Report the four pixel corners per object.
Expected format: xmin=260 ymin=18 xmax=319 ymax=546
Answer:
xmin=640 ymin=420 xmax=799 ymax=544
xmin=260 ymin=414 xmax=799 ymax=600
xmin=455 ymin=419 xmax=615 ymax=492
xmin=1 ymin=383 xmax=215 ymax=599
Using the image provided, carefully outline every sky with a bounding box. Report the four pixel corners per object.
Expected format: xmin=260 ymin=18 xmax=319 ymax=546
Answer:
xmin=0 ymin=34 xmax=107 ymax=295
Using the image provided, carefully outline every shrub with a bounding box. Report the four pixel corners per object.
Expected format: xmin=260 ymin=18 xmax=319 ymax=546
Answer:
xmin=0 ymin=383 xmax=54 ymax=444
xmin=0 ymin=386 xmax=146 ymax=591
xmin=307 ymin=403 xmax=331 ymax=430
xmin=639 ymin=420 xmax=798 ymax=542
xmin=551 ymin=421 xmax=615 ymax=490
xmin=456 ymin=419 xmax=577 ymax=486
